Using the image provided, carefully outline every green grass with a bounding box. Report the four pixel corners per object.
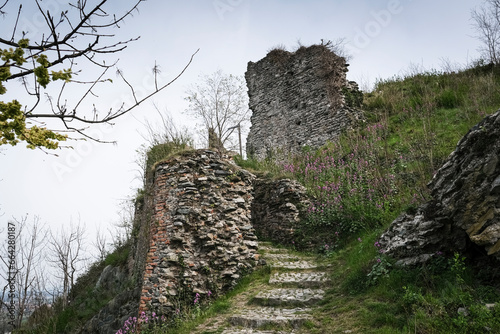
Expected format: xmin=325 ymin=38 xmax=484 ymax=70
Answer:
xmin=234 ymin=62 xmax=500 ymax=333
xmin=301 ymin=238 xmax=500 ymax=333
xmin=19 ymin=62 xmax=500 ymax=334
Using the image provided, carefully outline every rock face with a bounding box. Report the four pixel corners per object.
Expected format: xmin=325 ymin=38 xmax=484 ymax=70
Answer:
xmin=79 ymin=265 xmax=141 ymax=334
xmin=139 ymin=150 xmax=259 ymax=315
xmin=245 ymin=44 xmax=363 ymax=159
xmin=380 ymin=110 xmax=500 ymax=265
xmin=251 ymin=178 xmax=310 ymax=246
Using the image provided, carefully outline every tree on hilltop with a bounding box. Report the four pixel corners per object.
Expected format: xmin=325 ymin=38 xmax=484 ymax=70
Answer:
xmin=0 ymin=0 xmax=197 ymax=150
xmin=184 ymin=70 xmax=249 ymax=153
xmin=472 ymin=0 xmax=500 ymax=64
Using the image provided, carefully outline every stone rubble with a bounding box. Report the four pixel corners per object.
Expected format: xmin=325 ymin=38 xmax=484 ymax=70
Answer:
xmin=251 ymin=178 xmax=311 ymax=247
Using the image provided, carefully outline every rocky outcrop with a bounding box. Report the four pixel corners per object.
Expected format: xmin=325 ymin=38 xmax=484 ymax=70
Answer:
xmin=380 ymin=110 xmax=500 ymax=265
xmin=251 ymin=178 xmax=310 ymax=246
xmin=80 ymin=286 xmax=141 ymax=334
xmin=245 ymin=44 xmax=363 ymax=160
xmin=139 ymin=150 xmax=259 ymax=315
xmin=78 ymin=264 xmax=141 ymax=334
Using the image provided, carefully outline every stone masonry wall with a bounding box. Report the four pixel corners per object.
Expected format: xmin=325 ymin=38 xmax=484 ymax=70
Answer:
xmin=139 ymin=150 xmax=259 ymax=315
xmin=245 ymin=44 xmax=363 ymax=159
xmin=251 ymin=178 xmax=310 ymax=247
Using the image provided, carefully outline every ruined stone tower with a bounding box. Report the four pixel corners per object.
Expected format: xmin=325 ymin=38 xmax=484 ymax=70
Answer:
xmin=245 ymin=44 xmax=363 ymax=159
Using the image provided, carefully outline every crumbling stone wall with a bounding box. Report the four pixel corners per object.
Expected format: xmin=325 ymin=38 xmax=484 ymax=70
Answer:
xmin=251 ymin=178 xmax=310 ymax=246
xmin=245 ymin=44 xmax=363 ymax=159
xmin=139 ymin=149 xmax=259 ymax=315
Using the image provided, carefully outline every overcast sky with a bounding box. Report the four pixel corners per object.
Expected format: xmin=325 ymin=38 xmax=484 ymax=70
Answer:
xmin=0 ymin=0 xmax=485 ymax=255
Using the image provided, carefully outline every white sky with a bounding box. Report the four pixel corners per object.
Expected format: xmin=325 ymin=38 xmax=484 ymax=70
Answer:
xmin=0 ymin=0 xmax=485 ymax=254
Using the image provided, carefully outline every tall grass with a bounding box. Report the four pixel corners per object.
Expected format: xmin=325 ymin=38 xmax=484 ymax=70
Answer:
xmin=266 ymin=63 xmax=500 ymax=251
xmin=293 ymin=62 xmax=500 ymax=332
xmin=282 ymin=121 xmax=417 ymax=249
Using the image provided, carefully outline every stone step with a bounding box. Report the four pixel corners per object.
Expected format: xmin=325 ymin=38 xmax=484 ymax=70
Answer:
xmin=254 ymin=288 xmax=325 ymax=306
xmin=263 ymin=253 xmax=309 ymax=260
xmin=228 ymin=307 xmax=312 ymax=329
xmin=258 ymin=246 xmax=290 ymax=253
xmin=222 ymin=329 xmax=295 ymax=334
xmin=269 ymin=259 xmax=319 ymax=270
xmin=269 ymin=272 xmax=330 ymax=288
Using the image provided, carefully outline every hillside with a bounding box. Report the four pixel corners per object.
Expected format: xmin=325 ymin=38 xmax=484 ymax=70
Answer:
xmin=14 ymin=62 xmax=500 ymax=334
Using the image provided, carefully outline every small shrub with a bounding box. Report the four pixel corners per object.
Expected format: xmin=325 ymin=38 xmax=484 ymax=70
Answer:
xmin=104 ymin=243 xmax=130 ymax=267
xmin=367 ymin=256 xmax=393 ymax=286
xmin=436 ymin=89 xmax=462 ymax=108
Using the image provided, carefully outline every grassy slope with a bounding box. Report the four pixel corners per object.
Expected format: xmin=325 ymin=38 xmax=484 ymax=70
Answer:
xmin=305 ymin=64 xmax=500 ymax=333
xmin=18 ymin=64 xmax=500 ymax=334
xmin=237 ymin=63 xmax=500 ymax=333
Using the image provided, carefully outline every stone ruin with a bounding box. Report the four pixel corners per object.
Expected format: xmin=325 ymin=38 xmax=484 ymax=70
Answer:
xmin=380 ymin=109 xmax=500 ymax=266
xmin=78 ymin=43 xmax=500 ymax=333
xmin=245 ymin=44 xmax=363 ymax=159
xmin=139 ymin=149 xmax=259 ymax=315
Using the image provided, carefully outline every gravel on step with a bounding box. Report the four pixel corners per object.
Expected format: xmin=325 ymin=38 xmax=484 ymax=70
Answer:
xmin=270 ymin=260 xmax=319 ymax=269
xmin=258 ymin=247 xmax=289 ymax=253
xmin=263 ymin=253 xmax=310 ymax=260
xmin=222 ymin=329 xmax=295 ymax=334
xmin=228 ymin=307 xmax=312 ymax=329
xmin=254 ymin=288 xmax=325 ymax=306
xmin=269 ymin=272 xmax=330 ymax=288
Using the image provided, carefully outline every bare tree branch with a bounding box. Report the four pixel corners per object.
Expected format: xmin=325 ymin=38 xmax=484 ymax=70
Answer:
xmin=92 ymin=228 xmax=108 ymax=262
xmin=472 ymin=0 xmax=500 ymax=64
xmin=0 ymin=215 xmax=48 ymax=328
xmin=48 ymin=219 xmax=86 ymax=309
xmin=1 ymin=0 xmax=197 ymax=148
xmin=184 ymin=70 xmax=249 ymax=153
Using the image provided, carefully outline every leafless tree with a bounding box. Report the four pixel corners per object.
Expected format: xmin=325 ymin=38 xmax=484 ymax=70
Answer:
xmin=1 ymin=0 xmax=198 ymax=146
xmin=0 ymin=215 xmax=48 ymax=328
xmin=92 ymin=227 xmax=108 ymax=262
xmin=107 ymin=198 xmax=136 ymax=248
xmin=48 ymin=220 xmax=86 ymax=309
xmin=472 ymin=0 xmax=500 ymax=64
xmin=184 ymin=70 xmax=249 ymax=152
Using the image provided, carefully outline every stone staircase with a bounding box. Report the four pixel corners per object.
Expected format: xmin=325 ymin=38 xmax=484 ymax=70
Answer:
xmin=196 ymin=242 xmax=330 ymax=333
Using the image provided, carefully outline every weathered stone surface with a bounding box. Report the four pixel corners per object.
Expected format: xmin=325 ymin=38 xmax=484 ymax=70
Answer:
xmin=254 ymin=288 xmax=325 ymax=306
xmin=79 ymin=285 xmax=141 ymax=334
xmin=252 ymin=178 xmax=310 ymax=246
xmin=245 ymin=44 xmax=363 ymax=159
xmin=269 ymin=272 xmax=330 ymax=288
xmin=222 ymin=329 xmax=295 ymax=334
xmin=269 ymin=260 xmax=319 ymax=270
xmin=380 ymin=110 xmax=500 ymax=264
xmin=228 ymin=307 xmax=312 ymax=329
xmin=139 ymin=150 xmax=259 ymax=315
